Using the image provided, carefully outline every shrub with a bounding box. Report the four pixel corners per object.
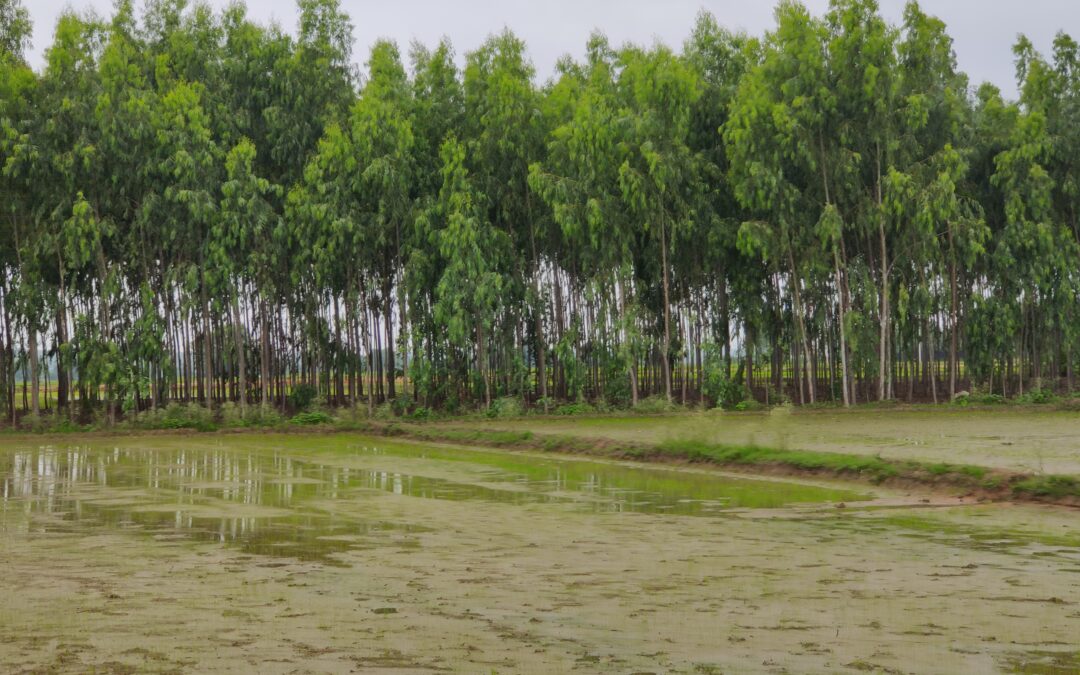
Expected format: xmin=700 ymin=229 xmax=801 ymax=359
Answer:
xmin=633 ymin=395 xmax=676 ymax=414
xmin=289 ymin=410 xmax=333 ymax=426
xmin=701 ymin=345 xmax=749 ymax=410
xmin=288 ymin=383 xmax=318 ymax=411
xmin=220 ymin=402 xmax=285 ymax=428
xmin=391 ymin=394 xmax=413 ymax=417
xmin=764 ymin=384 xmax=790 ymax=406
xmin=486 ymin=396 xmax=524 ymax=418
xmin=409 ymin=406 xmax=434 ymax=421
xmin=601 ymin=369 xmax=632 ymax=408
xmin=554 ymin=401 xmax=595 ymax=416
xmin=130 ymin=403 xmax=217 ymax=431
xmin=373 ymin=402 xmax=397 ymax=420
xmin=734 ymin=399 xmax=764 ymax=411
xmin=1017 ymin=388 xmax=1057 ymax=405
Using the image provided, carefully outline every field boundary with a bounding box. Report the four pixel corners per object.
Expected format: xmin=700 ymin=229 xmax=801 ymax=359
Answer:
xmin=6 ymin=419 xmax=1079 ymax=507
xmin=369 ymin=422 xmax=1080 ymax=508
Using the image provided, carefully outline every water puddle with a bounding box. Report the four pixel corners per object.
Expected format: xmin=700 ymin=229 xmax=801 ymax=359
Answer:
xmin=0 ymin=437 xmax=865 ymax=564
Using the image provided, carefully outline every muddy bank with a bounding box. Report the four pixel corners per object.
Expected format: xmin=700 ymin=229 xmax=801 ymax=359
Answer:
xmin=453 ymin=407 xmax=1080 ymax=474
xmin=370 ymin=422 xmax=1080 ymax=508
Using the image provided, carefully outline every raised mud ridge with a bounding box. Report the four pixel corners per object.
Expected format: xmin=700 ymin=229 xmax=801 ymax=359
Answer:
xmin=369 ymin=422 xmax=1080 ymax=508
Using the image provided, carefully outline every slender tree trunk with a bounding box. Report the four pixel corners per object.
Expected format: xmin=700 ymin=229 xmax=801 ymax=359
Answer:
xmin=787 ymin=251 xmax=815 ymax=404
xmin=948 ymin=228 xmax=959 ymax=399
xmin=231 ymin=292 xmax=247 ymax=415
xmin=660 ymin=218 xmax=672 ymax=402
xmin=201 ymin=287 xmax=212 ymax=406
xmin=617 ymin=276 xmax=638 ymax=406
xmin=260 ymin=298 xmax=270 ymax=406
xmin=383 ymin=294 xmax=396 ymax=401
xmin=28 ymin=327 xmax=39 ymax=417
xmin=835 ymin=258 xmax=850 ymax=407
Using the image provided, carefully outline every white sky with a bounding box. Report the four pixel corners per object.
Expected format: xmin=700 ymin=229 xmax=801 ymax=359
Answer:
xmin=24 ymin=0 xmax=1080 ymax=98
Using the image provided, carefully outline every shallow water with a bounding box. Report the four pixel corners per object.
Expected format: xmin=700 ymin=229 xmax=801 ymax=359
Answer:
xmin=1 ymin=433 xmax=1077 ymax=674
xmin=0 ymin=436 xmax=862 ymax=563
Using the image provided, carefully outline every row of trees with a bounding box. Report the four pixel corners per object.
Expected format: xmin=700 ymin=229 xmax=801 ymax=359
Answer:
xmin=1 ymin=0 xmax=1078 ymax=422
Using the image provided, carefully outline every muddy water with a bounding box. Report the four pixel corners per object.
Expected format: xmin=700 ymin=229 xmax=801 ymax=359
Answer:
xmin=0 ymin=437 xmax=861 ymax=563
xmin=1 ymin=434 xmax=1078 ymax=673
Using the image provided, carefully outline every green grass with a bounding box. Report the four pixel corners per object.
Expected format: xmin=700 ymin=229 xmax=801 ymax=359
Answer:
xmin=1012 ymin=475 xmax=1080 ymax=500
xmin=372 ymin=425 xmax=1015 ymax=495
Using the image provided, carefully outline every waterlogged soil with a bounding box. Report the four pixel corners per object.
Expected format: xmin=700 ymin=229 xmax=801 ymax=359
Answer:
xmin=1 ymin=434 xmax=1078 ymax=673
xmin=461 ymin=407 xmax=1080 ymax=475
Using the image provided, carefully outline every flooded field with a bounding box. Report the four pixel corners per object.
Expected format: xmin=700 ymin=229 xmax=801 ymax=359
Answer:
xmin=2 ymin=433 xmax=1079 ymax=673
xmin=464 ymin=407 xmax=1080 ymax=475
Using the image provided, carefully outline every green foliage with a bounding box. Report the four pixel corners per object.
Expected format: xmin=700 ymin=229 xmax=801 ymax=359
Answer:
xmin=633 ymin=396 xmax=677 ymax=414
xmin=701 ymin=343 xmax=747 ymax=409
xmin=1017 ymin=389 xmax=1058 ymax=405
xmin=554 ymin=402 xmax=596 ymax=416
xmin=220 ymin=402 xmax=285 ymax=428
xmin=1012 ymin=475 xmax=1080 ymax=500
xmin=409 ymin=406 xmax=435 ymax=421
xmin=128 ymin=404 xmax=217 ymax=431
xmin=289 ymin=410 xmax=334 ymax=425
xmin=0 ymin=0 xmax=1078 ymax=428
xmin=289 ymin=384 xmax=318 ymax=411
xmin=486 ymin=396 xmax=524 ymax=419
xmin=733 ymin=400 xmax=764 ymax=412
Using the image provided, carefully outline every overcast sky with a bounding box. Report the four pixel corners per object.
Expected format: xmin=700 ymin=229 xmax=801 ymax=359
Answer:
xmin=23 ymin=0 xmax=1080 ymax=99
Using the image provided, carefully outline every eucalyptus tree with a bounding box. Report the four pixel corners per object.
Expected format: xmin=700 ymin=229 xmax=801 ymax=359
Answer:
xmin=0 ymin=0 xmax=35 ymax=418
xmin=352 ymin=39 xmax=414 ymax=401
xmin=6 ymin=0 xmax=1080 ymax=424
xmin=530 ymin=34 xmax=641 ymax=404
xmin=726 ymin=0 xmax=834 ymax=404
xmin=464 ymin=30 xmax=546 ymax=401
xmin=266 ymin=0 xmax=354 ymax=190
xmin=433 ymin=136 xmax=508 ymax=407
xmin=616 ymin=42 xmax=700 ymax=402
xmin=1011 ymin=32 xmax=1080 ymax=387
xmin=407 ymin=38 xmax=463 ymax=403
xmin=7 ymin=9 xmax=106 ymax=417
xmin=682 ymin=11 xmax=753 ymax=389
xmin=892 ymin=2 xmax=983 ymax=399
xmin=217 ymin=138 xmax=282 ymax=412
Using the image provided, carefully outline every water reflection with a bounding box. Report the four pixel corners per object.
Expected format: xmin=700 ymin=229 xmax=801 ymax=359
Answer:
xmin=0 ymin=440 xmax=863 ymax=564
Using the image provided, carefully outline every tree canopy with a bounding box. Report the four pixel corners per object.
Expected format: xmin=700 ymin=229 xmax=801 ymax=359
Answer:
xmin=0 ymin=0 xmax=1077 ymax=424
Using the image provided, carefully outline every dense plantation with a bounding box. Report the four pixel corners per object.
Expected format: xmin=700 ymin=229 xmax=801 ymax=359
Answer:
xmin=2 ymin=0 xmax=1080 ymax=424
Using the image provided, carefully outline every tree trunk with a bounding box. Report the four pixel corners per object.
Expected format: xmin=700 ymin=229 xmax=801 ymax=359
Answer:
xmin=787 ymin=251 xmax=815 ymax=404
xmin=28 ymin=327 xmax=39 ymax=417
xmin=617 ymin=277 xmax=638 ymax=406
xmin=660 ymin=218 xmax=672 ymax=402
xmin=949 ymin=228 xmax=959 ymax=399
xmin=835 ymin=258 xmax=850 ymax=407
xmin=231 ymin=292 xmax=247 ymax=415
xmin=383 ymin=294 xmax=396 ymax=400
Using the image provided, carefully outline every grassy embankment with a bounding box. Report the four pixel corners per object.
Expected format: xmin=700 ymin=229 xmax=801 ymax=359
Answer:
xmin=370 ymin=422 xmax=1080 ymax=505
xmin=6 ymin=400 xmax=1080 ymax=505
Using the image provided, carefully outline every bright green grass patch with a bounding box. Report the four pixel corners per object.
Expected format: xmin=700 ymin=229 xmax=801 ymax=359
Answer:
xmin=651 ymin=439 xmax=993 ymax=486
xmin=877 ymin=513 xmax=1080 ymax=549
